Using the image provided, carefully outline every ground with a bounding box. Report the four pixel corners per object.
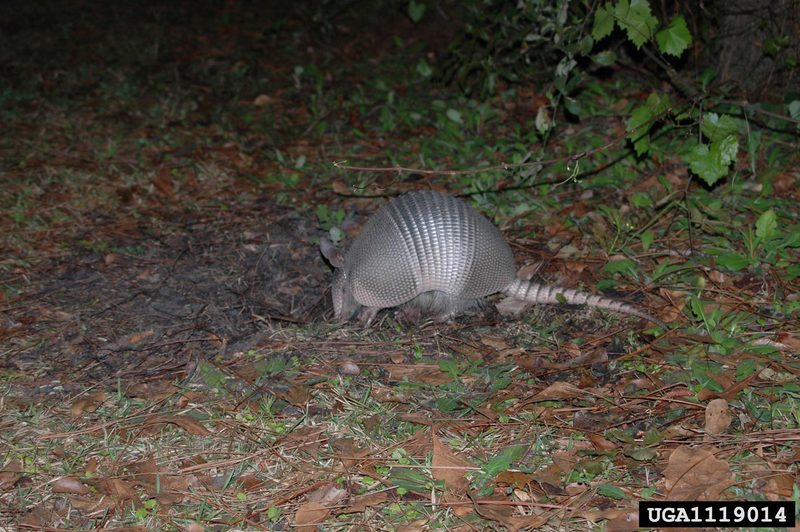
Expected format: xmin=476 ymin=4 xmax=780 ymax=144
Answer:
xmin=1 ymin=1 xmax=799 ymax=530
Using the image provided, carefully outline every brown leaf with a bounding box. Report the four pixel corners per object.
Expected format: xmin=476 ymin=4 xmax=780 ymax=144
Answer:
xmin=127 ymin=457 xmax=159 ymax=486
xmin=532 ymin=462 xmax=563 ymax=489
xmin=278 ymin=383 xmax=312 ymax=405
xmin=480 ymin=335 xmax=511 ymax=350
xmin=84 ymin=457 xmax=99 ymax=474
xmin=398 ymin=412 xmax=434 ymax=426
xmin=125 ymin=380 xmax=179 ymax=401
xmin=663 ymin=446 xmax=733 ymax=500
xmin=471 ymin=494 xmax=550 ymax=531
xmin=52 ymin=476 xmax=90 ymax=494
xmin=87 ymin=477 xmax=139 ymax=503
xmin=495 ymin=471 xmax=534 ymax=489
xmin=152 ymin=168 xmax=175 ymax=198
xmin=340 ymin=490 xmax=390 ymax=514
xmin=584 ymin=508 xmax=640 ymax=531
xmin=146 ymin=414 xmax=211 ymax=435
xmin=253 ymin=94 xmax=275 ymax=106
xmin=331 ymin=437 xmax=371 ymax=468
xmin=551 ymin=451 xmax=580 ymax=474
xmin=295 ymin=484 xmax=348 ymax=527
xmin=704 ymin=399 xmax=732 ymax=435
xmin=235 ymin=474 xmax=265 ymax=492
xmin=387 ymin=365 xmax=451 ymax=384
xmin=606 ymin=510 xmax=640 ymax=531
xmin=69 ymin=495 xmax=116 ymax=512
xmin=587 ymin=434 xmax=618 ymax=451
xmin=0 ymin=470 xmax=21 ymax=489
xmin=70 ymin=391 xmax=107 ymax=418
xmin=432 ymin=433 xmax=472 ymax=496
xmin=529 ymin=381 xmax=583 ymax=402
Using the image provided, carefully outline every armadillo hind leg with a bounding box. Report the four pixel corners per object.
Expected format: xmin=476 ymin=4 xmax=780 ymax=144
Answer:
xmin=402 ymin=291 xmax=483 ymax=323
xmin=504 ymin=278 xmax=666 ymax=328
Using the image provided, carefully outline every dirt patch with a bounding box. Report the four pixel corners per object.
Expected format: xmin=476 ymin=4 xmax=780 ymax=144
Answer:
xmin=2 ymin=196 xmax=329 ymax=390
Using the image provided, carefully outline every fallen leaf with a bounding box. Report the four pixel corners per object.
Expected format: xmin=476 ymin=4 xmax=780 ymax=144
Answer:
xmin=495 ymin=470 xmax=534 ymax=490
xmin=52 ymin=476 xmax=89 ymax=494
xmin=663 ymin=446 xmax=733 ymax=500
xmin=432 ymin=433 xmax=472 ymax=496
xmin=587 ymin=434 xmax=618 ymax=451
xmin=70 ymin=391 xmax=107 ymax=418
xmin=704 ymin=399 xmax=732 ymax=435
xmin=146 ymin=414 xmax=211 ymax=435
xmin=0 ymin=470 xmax=21 ymax=489
xmin=529 ymin=381 xmax=584 ymax=402
xmin=294 ymin=484 xmax=348 ymax=527
xmin=470 ymin=493 xmax=550 ymax=531
xmin=340 ymin=490 xmax=390 ymax=514
xmin=387 ymin=365 xmax=451 ymax=384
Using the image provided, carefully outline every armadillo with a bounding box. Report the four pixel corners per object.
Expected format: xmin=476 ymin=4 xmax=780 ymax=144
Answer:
xmin=320 ymin=190 xmax=663 ymax=327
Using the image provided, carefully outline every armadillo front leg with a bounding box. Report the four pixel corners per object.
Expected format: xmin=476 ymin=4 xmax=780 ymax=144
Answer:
xmin=356 ymin=306 xmax=381 ymax=326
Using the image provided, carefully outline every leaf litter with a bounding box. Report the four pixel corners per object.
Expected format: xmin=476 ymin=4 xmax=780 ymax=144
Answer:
xmin=1 ymin=1 xmax=798 ymax=530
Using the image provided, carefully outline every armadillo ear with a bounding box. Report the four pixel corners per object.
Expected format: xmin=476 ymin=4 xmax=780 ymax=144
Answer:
xmin=320 ymin=237 xmax=345 ymax=268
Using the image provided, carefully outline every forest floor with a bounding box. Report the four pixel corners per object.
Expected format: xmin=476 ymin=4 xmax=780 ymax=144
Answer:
xmin=1 ymin=1 xmax=799 ymax=530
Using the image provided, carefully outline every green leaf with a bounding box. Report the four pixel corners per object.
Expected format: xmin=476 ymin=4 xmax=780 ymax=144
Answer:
xmin=416 ymin=58 xmax=432 ymax=77
xmin=407 ymin=0 xmax=426 ymax=23
xmin=655 ymin=15 xmax=692 ymax=57
xmin=735 ymin=358 xmax=757 ymax=381
xmin=446 ymin=108 xmax=463 ymax=125
xmin=787 ymin=263 xmax=800 ymax=280
xmin=627 ymin=104 xmax=654 ymax=156
xmin=788 ymin=100 xmax=800 ymax=122
xmin=715 ymin=252 xmax=751 ymax=272
xmin=641 ymin=230 xmax=653 ymax=251
xmin=755 ymin=209 xmax=777 ymax=243
xmin=592 ymin=50 xmax=617 ymax=66
xmin=623 ymin=447 xmax=658 ymax=461
xmin=484 ymin=445 xmax=527 ymax=477
xmin=438 ymin=358 xmax=460 ymax=377
xmin=604 ymin=259 xmax=637 ymax=275
xmin=700 ymin=113 xmax=739 ymax=142
xmin=642 ymin=428 xmax=664 ymax=446
xmin=683 ymin=134 xmax=739 ymax=186
xmin=389 ymin=467 xmax=432 ymax=492
xmin=597 ymin=484 xmax=626 ymax=500
xmin=614 ymin=0 xmax=659 ymax=49
xmin=592 ymin=2 xmax=615 ymax=41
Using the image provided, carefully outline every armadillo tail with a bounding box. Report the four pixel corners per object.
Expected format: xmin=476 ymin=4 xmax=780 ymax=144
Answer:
xmin=504 ymin=278 xmax=666 ymax=327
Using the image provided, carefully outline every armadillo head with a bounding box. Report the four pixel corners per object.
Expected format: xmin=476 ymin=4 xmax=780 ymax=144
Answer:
xmin=321 ymin=237 xmax=361 ymax=321
xmin=330 ymin=267 xmax=361 ymax=321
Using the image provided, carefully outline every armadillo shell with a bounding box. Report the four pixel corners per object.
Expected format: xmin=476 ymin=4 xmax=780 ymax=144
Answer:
xmin=344 ymin=191 xmax=518 ymax=309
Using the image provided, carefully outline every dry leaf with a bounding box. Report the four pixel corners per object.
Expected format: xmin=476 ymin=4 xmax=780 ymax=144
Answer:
xmin=387 ymin=365 xmax=451 ymax=384
xmin=584 ymin=508 xmax=640 ymax=531
xmin=341 ymin=490 xmax=390 ymax=514
xmin=52 ymin=476 xmax=90 ymax=494
xmin=253 ymin=94 xmax=275 ymax=106
xmin=471 ymin=494 xmax=550 ymax=531
xmin=704 ymin=398 xmax=732 ymax=435
xmin=663 ymin=446 xmax=733 ymax=500
xmin=84 ymin=457 xmax=99 ymax=474
xmin=495 ymin=471 xmax=534 ymax=489
xmin=146 ymin=414 xmax=211 ymax=435
xmin=0 ymin=470 xmax=21 ymax=489
xmin=587 ymin=434 xmax=617 ymax=451
xmin=70 ymin=391 xmax=107 ymax=418
xmin=432 ymin=433 xmax=472 ymax=496
xmin=332 ymin=437 xmax=371 ymax=468
xmin=480 ymin=335 xmax=511 ymax=350
xmin=294 ymin=484 xmax=348 ymax=527
xmin=530 ymin=381 xmax=583 ymax=402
